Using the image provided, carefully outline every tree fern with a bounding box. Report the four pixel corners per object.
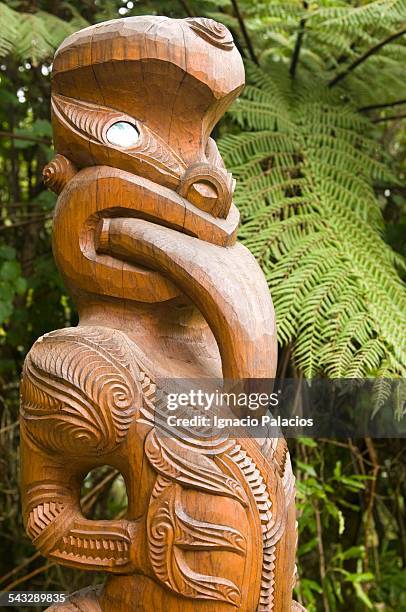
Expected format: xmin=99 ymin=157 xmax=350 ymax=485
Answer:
xmin=0 ymin=3 xmax=88 ymax=64
xmin=238 ymin=0 xmax=406 ymax=105
xmin=220 ymin=61 xmax=406 ymax=378
xmin=0 ymin=4 xmax=19 ymax=59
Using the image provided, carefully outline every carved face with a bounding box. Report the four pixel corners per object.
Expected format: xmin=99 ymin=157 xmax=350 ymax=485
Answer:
xmin=49 ymin=16 xmax=245 ymax=220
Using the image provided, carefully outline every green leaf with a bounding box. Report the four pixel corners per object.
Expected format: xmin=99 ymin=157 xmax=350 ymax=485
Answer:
xmin=0 ymin=245 xmax=16 ymax=260
xmin=13 ymin=130 xmax=35 ymax=149
xmin=0 ymin=299 xmax=12 ymax=323
xmin=298 ymin=537 xmax=318 ymax=555
xmin=300 ymin=578 xmax=323 ymax=594
xmin=14 ymin=277 xmax=27 ymax=295
xmin=0 ymin=3 xmax=19 ymax=58
xmin=31 ymin=118 xmax=52 ymax=138
xmin=0 ymin=281 xmax=14 ymax=303
xmin=0 ymin=260 xmax=21 ymax=282
xmin=353 ymin=582 xmax=373 ymax=608
xmin=335 ymin=545 xmax=365 ymax=561
xmin=296 ymin=460 xmax=317 ymax=477
xmin=298 ymin=437 xmax=318 ymax=448
xmin=0 ymin=3 xmax=89 ymax=64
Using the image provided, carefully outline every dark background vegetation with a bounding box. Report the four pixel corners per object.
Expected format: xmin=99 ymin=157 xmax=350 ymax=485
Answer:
xmin=0 ymin=0 xmax=405 ymax=610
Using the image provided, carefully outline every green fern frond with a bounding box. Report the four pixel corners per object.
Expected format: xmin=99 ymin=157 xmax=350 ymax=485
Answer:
xmin=0 ymin=4 xmax=19 ymax=58
xmin=220 ymin=58 xmax=406 ymax=379
xmin=0 ymin=3 xmax=88 ymax=64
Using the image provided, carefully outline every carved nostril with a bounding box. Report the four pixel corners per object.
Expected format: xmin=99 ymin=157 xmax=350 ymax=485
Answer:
xmin=187 ymin=181 xmax=218 ymax=211
xmin=178 ymin=163 xmax=235 ymax=219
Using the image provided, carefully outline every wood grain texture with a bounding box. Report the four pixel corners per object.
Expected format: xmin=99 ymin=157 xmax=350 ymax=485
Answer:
xmin=20 ymin=15 xmax=305 ymax=611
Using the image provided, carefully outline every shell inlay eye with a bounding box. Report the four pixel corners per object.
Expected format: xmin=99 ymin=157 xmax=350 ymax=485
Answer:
xmin=106 ymin=121 xmax=139 ymax=147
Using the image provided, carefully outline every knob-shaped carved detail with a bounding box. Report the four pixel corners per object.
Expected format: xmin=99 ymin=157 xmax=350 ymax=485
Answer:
xmin=42 ymin=154 xmax=77 ymax=194
xmin=178 ymin=163 xmax=236 ymax=218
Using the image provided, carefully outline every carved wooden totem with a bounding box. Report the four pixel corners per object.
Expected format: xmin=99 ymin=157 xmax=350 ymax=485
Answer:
xmin=20 ymin=16 xmax=305 ymax=612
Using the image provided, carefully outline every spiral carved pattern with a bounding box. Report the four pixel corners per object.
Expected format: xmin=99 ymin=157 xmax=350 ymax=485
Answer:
xmin=20 ymin=326 xmax=140 ymax=455
xmin=42 ymin=154 xmax=77 ymax=195
xmin=186 ymin=18 xmax=234 ymax=50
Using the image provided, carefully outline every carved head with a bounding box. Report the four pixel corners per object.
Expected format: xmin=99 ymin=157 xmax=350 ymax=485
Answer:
xmin=46 ymin=16 xmax=244 ymax=219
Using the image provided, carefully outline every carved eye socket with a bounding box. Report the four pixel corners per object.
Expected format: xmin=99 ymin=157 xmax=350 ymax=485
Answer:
xmin=106 ymin=121 xmax=139 ymax=148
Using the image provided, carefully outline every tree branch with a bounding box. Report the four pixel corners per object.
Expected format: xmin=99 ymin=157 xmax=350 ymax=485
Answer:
xmin=315 ymin=502 xmax=330 ymax=612
xmin=290 ymin=2 xmax=308 ymax=78
xmin=359 ymin=98 xmax=406 ymax=112
xmin=0 ymin=214 xmax=52 ymax=231
xmin=0 ymin=130 xmax=51 ymax=145
xmin=364 ymin=437 xmax=380 ymax=574
xmin=0 ymin=551 xmax=41 ymax=587
xmin=230 ymin=0 xmax=259 ymax=65
xmin=372 ymin=112 xmax=406 ymax=123
xmin=2 ymin=563 xmax=52 ymax=593
xmin=329 ymin=27 xmax=406 ymax=88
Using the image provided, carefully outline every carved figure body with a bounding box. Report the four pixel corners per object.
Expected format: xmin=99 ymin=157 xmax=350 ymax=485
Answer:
xmin=20 ymin=16 xmax=304 ymax=611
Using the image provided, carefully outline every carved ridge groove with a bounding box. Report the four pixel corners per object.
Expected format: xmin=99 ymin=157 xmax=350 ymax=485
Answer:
xmin=20 ymin=327 xmax=140 ymax=455
xmin=52 ymin=94 xmax=186 ymax=179
xmin=147 ymin=482 xmax=243 ymax=607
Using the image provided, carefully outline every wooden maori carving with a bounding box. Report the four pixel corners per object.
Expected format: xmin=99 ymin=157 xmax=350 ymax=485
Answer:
xmin=20 ymin=16 xmax=306 ymax=612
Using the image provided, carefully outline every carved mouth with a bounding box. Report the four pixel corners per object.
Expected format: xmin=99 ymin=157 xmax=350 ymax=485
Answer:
xmin=53 ymin=531 xmax=130 ymax=566
xmin=52 ymin=165 xmax=241 ymax=304
xmin=88 ymin=168 xmax=240 ymax=250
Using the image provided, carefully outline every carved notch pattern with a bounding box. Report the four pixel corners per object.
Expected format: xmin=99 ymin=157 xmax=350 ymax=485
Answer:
xmin=53 ymin=527 xmax=131 ymax=567
xmin=147 ymin=478 xmax=244 ymax=607
xmin=27 ymin=501 xmax=65 ymax=540
xmin=227 ymin=444 xmax=287 ymax=611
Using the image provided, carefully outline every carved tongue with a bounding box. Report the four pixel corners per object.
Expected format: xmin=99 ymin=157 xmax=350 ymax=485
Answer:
xmin=98 ymin=218 xmax=277 ymax=381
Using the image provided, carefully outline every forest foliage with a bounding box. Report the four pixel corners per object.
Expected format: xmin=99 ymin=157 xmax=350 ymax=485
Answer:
xmin=0 ymin=1 xmax=405 ymax=610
